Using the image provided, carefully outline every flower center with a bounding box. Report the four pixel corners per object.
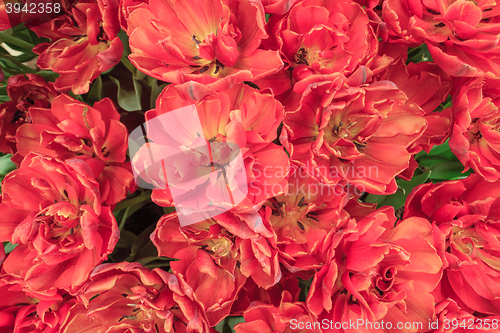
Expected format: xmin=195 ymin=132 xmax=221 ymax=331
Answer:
xmin=201 ymin=237 xmax=234 ymax=259
xmin=450 ymin=224 xmax=484 ymax=256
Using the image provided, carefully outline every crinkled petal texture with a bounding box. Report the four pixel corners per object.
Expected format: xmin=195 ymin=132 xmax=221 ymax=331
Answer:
xmin=0 ymin=279 xmax=77 ymax=332
xmin=0 ymin=153 xmax=119 ymax=295
xmin=281 ymin=74 xmax=427 ymax=195
xmin=234 ymin=291 xmax=320 ymax=333
xmin=383 ymin=0 xmax=500 ymax=78
xmin=0 ymin=74 xmax=59 ymax=155
xmin=377 ymin=58 xmax=453 ymax=152
xmin=152 ymin=210 xmax=285 ymax=324
xmin=125 ymin=0 xmax=283 ymax=90
xmin=31 ymin=0 xmax=123 ymax=94
xmin=60 ymin=262 xmax=215 ymax=332
xmin=135 ymin=82 xmax=289 ymax=214
xmin=152 ymin=214 xmax=246 ymax=326
xmin=272 ymin=0 xmax=378 ymax=82
xmin=260 ymin=0 xmax=299 ymax=15
xmin=307 ymin=207 xmax=443 ymax=332
xmin=263 ymin=166 xmax=352 ymax=272
xmin=449 ymin=77 xmax=500 ymax=181
xmin=15 ymin=93 xmax=134 ymax=205
xmin=433 ymin=299 xmax=500 ymax=332
xmin=405 ymin=175 xmax=500 ymax=314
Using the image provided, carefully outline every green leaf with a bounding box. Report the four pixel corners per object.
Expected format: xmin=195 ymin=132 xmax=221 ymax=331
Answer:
xmin=416 ymin=139 xmax=458 ymax=166
xmin=227 ymin=317 xmax=245 ymax=332
xmin=215 ymin=316 xmax=245 ymax=333
xmin=243 ymin=81 xmax=260 ymax=90
xmin=67 ymin=90 xmax=85 ymax=102
xmin=118 ymin=30 xmax=131 ymax=57
xmin=363 ymin=191 xmax=390 ymax=205
xmin=113 ymin=190 xmax=151 ymax=212
xmin=417 ymin=155 xmax=453 ymax=167
xmin=128 ymin=224 xmax=156 ymax=260
xmin=0 ymin=48 xmax=37 ymax=64
xmin=398 ymin=170 xmax=431 ymax=195
xmin=137 ymin=256 xmax=173 ymax=269
xmin=110 ymin=75 xmax=143 ymax=111
xmin=131 ymin=236 xmax=158 ymax=261
xmin=426 ymin=140 xmax=455 ymax=156
xmin=365 ymin=170 xmax=431 ymax=210
xmin=149 ymin=78 xmax=168 ymax=109
xmin=37 ymin=71 xmax=60 ymax=82
xmin=115 ymin=229 xmax=137 ymax=249
xmin=87 ymin=76 xmax=103 ymax=103
xmin=428 ymin=161 xmax=471 ymax=181
xmin=27 ymin=29 xmax=49 ymax=46
xmin=109 ymin=220 xmax=158 ymax=263
xmin=0 ymin=45 xmax=9 ymax=54
xmin=415 ymin=139 xmax=471 ymax=181
xmin=0 ymin=31 xmax=35 ymax=52
xmin=215 ymin=321 xmax=224 ymax=332
xmin=298 ymin=277 xmax=313 ymax=302
xmin=407 ymin=44 xmax=433 ymax=64
xmin=0 ymin=154 xmax=16 ymax=176
xmin=0 ymin=86 xmax=8 ymax=102
xmin=433 ymin=94 xmax=452 ymax=113
xmin=3 ymin=241 xmax=18 ymax=254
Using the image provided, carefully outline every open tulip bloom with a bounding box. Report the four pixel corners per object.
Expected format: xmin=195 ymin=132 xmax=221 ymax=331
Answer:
xmin=2 ymin=0 xmax=500 ymax=332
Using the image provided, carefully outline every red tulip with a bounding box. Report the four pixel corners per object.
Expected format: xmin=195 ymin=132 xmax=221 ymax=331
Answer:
xmin=449 ymin=77 xmax=500 ymax=181
xmin=308 ymin=207 xmax=443 ymax=332
xmin=376 ymin=58 xmax=453 ymax=152
xmin=0 ymin=74 xmax=59 ymax=155
xmin=263 ymin=166 xmax=351 ymax=272
xmin=134 ymin=83 xmax=289 ymax=216
xmin=383 ymin=0 xmax=500 ymax=78
xmin=0 ymin=154 xmax=119 ymax=294
xmin=30 ymin=0 xmax=123 ymax=94
xmin=231 ymin=272 xmax=302 ymax=316
xmin=125 ymin=0 xmax=283 ymax=91
xmin=61 ymin=262 xmax=215 ymax=332
xmin=405 ymin=175 xmax=500 ymax=314
xmin=260 ymin=0 xmax=299 ymax=15
xmin=282 ymin=74 xmax=427 ymax=194
xmin=270 ymin=0 xmax=378 ymax=83
xmin=234 ymin=291 xmax=319 ymax=333
xmin=0 ymin=279 xmax=76 ymax=333
xmin=15 ymin=94 xmax=134 ymax=205
xmin=432 ymin=299 xmax=500 ymax=333
xmin=152 ymin=214 xmax=246 ymax=326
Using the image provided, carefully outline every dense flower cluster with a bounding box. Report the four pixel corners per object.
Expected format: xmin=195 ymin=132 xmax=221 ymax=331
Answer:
xmin=1 ymin=0 xmax=500 ymax=332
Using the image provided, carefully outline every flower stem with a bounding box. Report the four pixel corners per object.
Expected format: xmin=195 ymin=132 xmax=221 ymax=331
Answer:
xmin=0 ymin=54 xmax=36 ymax=73
xmin=121 ymin=53 xmax=136 ymax=74
xmin=114 ymin=190 xmax=151 ymax=212
xmin=0 ymin=32 xmax=34 ymax=51
xmin=119 ymin=206 xmax=131 ymax=231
